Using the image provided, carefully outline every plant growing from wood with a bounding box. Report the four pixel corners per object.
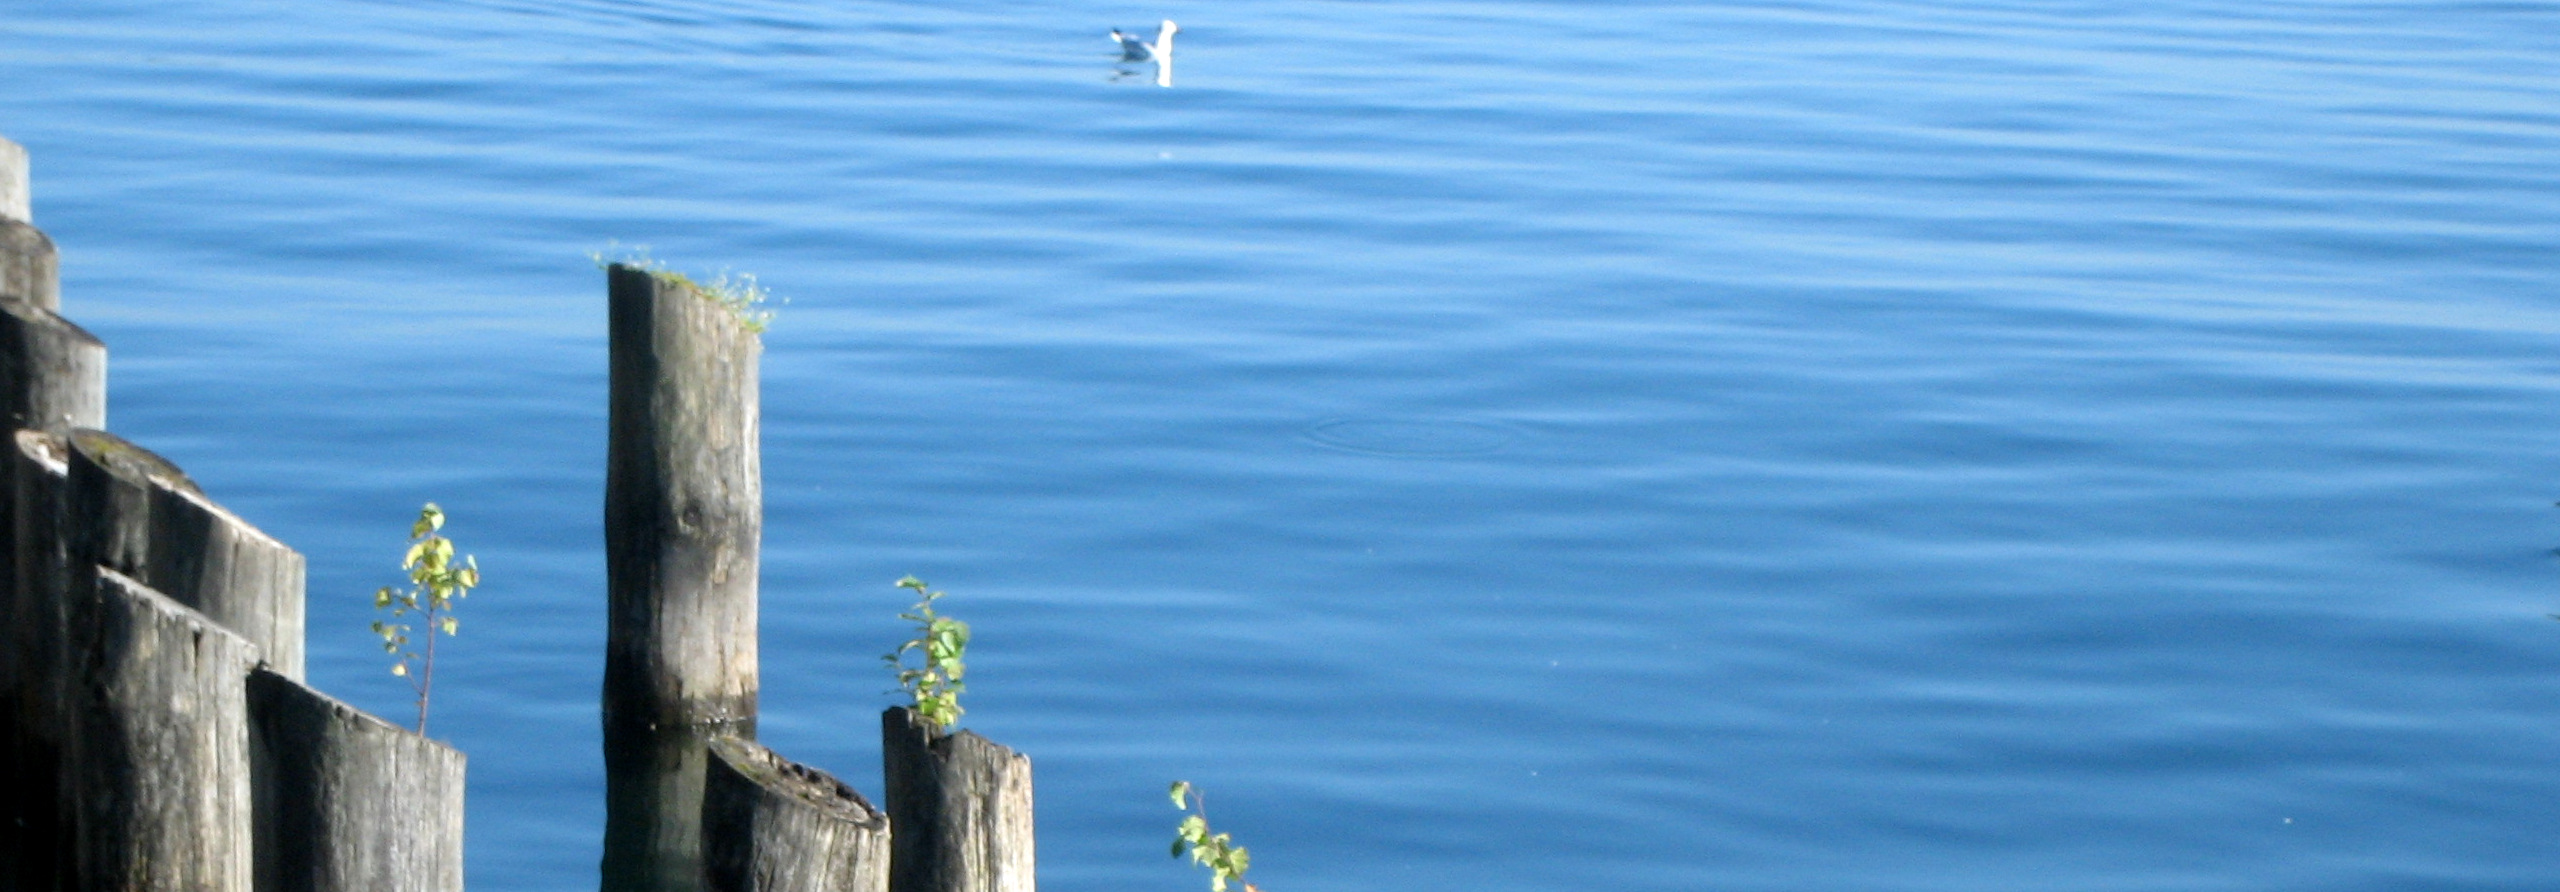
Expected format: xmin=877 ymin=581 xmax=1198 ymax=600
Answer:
xmin=370 ymin=502 xmax=480 ymax=734
xmin=589 ymin=242 xmax=776 ymax=333
xmin=1169 ymin=781 xmax=1258 ymax=892
xmin=883 ymin=575 xmax=968 ymax=731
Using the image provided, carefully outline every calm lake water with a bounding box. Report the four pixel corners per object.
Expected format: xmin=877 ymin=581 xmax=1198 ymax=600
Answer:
xmin=7 ymin=1 xmax=2560 ymax=889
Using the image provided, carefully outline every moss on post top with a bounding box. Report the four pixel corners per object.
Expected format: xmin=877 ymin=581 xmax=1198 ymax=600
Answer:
xmin=595 ymin=248 xmax=774 ymax=335
xmin=70 ymin=428 xmax=200 ymax=495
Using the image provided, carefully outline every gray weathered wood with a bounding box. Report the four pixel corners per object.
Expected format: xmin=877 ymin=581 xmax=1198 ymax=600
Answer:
xmin=65 ymin=428 xmax=306 ymax=679
xmin=2 ymin=430 xmax=73 ymax=892
xmin=248 ymin=668 xmax=465 ymax=892
xmin=881 ymin=708 xmax=1034 ymax=892
xmin=70 ymin=567 xmax=259 ymax=892
xmin=0 ymin=300 xmax=105 ymax=432
xmin=0 ymin=220 xmax=58 ymax=310
xmin=702 ymin=736 xmax=890 ymax=892
xmin=602 ymin=262 xmax=763 ymax=892
xmin=606 ymin=724 xmax=722 ymax=892
xmin=0 ymin=136 xmax=25 ymax=223
xmin=146 ymin=480 xmax=306 ymax=678
xmin=0 ymin=329 xmax=105 ymax=875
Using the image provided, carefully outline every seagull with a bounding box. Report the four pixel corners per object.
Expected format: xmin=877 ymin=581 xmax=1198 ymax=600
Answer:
xmin=1112 ymin=20 xmax=1177 ymax=63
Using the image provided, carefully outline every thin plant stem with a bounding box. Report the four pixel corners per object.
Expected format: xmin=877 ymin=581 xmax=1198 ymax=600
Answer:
xmin=417 ymin=603 xmax=437 ymax=733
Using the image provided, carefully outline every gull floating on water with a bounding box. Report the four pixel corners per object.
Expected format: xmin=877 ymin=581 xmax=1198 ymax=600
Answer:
xmin=1112 ymin=20 xmax=1177 ymax=61
xmin=1111 ymin=20 xmax=1177 ymax=86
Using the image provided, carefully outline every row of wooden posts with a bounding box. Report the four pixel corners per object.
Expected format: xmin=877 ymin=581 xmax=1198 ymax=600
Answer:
xmin=0 ymin=135 xmax=1035 ymax=892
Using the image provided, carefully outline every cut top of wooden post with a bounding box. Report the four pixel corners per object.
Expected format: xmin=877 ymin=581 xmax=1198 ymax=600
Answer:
xmin=70 ymin=427 xmax=195 ymax=496
xmin=248 ymin=668 xmax=466 ymax=892
xmin=707 ymin=735 xmax=885 ymax=827
xmin=66 ymin=428 xmax=309 ymax=679
xmin=703 ymin=735 xmax=890 ymax=892
xmin=0 ymin=136 xmax=25 ymax=224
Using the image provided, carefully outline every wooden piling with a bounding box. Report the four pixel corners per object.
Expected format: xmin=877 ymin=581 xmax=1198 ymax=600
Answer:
xmin=0 ymin=136 xmax=50 ymax=310
xmin=65 ymin=427 xmax=307 ymax=679
xmin=69 ymin=567 xmax=259 ymax=892
xmin=0 ymin=300 xmax=105 ymax=433
xmin=2 ymin=430 xmax=73 ymax=892
xmin=0 ymin=136 xmax=25 ymax=223
xmin=0 ymin=143 xmax=78 ymax=888
xmin=602 ymin=263 xmax=762 ymax=892
xmin=0 ymin=323 xmax=106 ymax=869
xmin=702 ymin=736 xmax=890 ymax=892
xmin=0 ymin=221 xmax=58 ymax=311
xmin=248 ymin=668 xmax=466 ymax=892
xmin=880 ymin=708 xmax=1034 ymax=892
xmin=0 ymin=312 xmax=108 ymax=836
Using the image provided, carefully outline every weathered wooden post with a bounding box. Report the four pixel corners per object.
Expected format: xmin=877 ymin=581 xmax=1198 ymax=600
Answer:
xmin=0 ymin=221 xmax=57 ymax=311
xmin=0 ymin=147 xmax=100 ymax=882
xmin=0 ymin=301 xmax=105 ymax=432
xmin=68 ymin=567 xmax=259 ymax=892
xmin=880 ymin=708 xmax=1034 ymax=892
xmin=0 ymin=300 xmax=102 ymax=892
xmin=701 ymin=736 xmax=890 ymax=892
xmin=4 ymin=430 xmax=74 ymax=892
xmin=0 ymin=136 xmax=26 ymax=223
xmin=0 ymin=308 xmax=108 ymax=803
xmin=0 ymin=148 xmax=89 ymax=887
xmin=0 ymin=136 xmax=53 ymax=310
xmin=602 ymin=263 xmax=762 ymax=892
xmin=63 ymin=427 xmax=306 ymax=679
xmin=248 ymin=668 xmax=466 ymax=892
xmin=0 ymin=158 xmax=91 ymax=888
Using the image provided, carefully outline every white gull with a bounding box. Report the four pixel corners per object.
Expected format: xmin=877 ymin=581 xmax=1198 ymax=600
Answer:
xmin=1111 ymin=19 xmax=1178 ymax=62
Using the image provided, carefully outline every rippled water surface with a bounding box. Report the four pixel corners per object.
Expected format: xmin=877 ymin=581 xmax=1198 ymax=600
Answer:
xmin=6 ymin=1 xmax=2560 ymax=889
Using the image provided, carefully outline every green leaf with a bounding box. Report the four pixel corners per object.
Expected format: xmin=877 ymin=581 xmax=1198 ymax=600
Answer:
xmin=885 ymin=577 xmax=968 ymax=729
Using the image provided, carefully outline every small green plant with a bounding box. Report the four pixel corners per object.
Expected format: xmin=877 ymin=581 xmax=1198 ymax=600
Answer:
xmin=1169 ymin=781 xmax=1257 ymax=892
xmin=883 ymin=576 xmax=968 ymax=731
xmin=589 ymin=242 xmax=776 ymax=333
xmin=370 ymin=503 xmax=480 ymax=734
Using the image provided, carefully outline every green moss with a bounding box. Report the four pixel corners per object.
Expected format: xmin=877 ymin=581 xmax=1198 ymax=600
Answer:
xmin=591 ymin=243 xmax=776 ymax=334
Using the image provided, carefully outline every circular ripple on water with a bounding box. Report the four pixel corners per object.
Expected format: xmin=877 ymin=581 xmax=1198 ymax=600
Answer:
xmin=1301 ymin=417 xmax=1516 ymax=457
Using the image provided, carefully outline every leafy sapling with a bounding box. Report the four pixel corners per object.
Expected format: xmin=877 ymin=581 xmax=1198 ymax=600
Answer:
xmin=1169 ymin=781 xmax=1258 ymax=892
xmin=883 ymin=576 xmax=968 ymax=731
xmin=371 ymin=503 xmax=480 ymax=734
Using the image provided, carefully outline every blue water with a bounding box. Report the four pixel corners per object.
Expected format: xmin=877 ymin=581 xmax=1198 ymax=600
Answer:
xmin=8 ymin=1 xmax=2560 ymax=889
